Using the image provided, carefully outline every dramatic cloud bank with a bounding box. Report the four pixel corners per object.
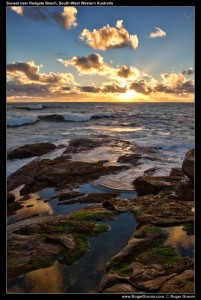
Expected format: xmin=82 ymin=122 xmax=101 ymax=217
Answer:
xmin=7 ymin=61 xmax=74 ymax=84
xmin=80 ymin=20 xmax=138 ymax=50
xmin=7 ymin=58 xmax=194 ymax=102
xmin=7 ymin=61 xmax=76 ymax=100
xmin=58 ymin=54 xmax=140 ymax=82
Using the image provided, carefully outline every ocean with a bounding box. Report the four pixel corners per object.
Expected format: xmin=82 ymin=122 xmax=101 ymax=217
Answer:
xmin=7 ymin=101 xmax=194 ymax=179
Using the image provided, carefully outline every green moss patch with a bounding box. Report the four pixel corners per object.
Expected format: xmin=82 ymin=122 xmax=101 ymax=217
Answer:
xmin=68 ymin=210 xmax=116 ymax=222
xmin=64 ymin=237 xmax=88 ymax=265
xmin=92 ymin=224 xmax=110 ymax=236
xmin=108 ymin=261 xmax=132 ymax=277
xmin=136 ymin=246 xmax=180 ymax=265
xmin=38 ymin=221 xmax=74 ymax=234
xmin=142 ymin=225 xmax=168 ymax=238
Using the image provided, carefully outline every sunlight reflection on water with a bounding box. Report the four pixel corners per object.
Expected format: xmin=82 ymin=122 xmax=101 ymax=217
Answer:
xmin=163 ymin=225 xmax=194 ymax=257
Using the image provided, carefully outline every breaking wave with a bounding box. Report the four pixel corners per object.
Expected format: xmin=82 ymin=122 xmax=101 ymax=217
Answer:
xmin=7 ymin=112 xmax=114 ymax=127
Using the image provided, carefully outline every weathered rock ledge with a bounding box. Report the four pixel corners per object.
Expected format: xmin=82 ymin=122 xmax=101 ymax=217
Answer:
xmin=7 ymin=206 xmax=117 ymax=279
xmin=99 ymin=149 xmax=194 ymax=293
xmin=7 ymin=141 xmax=194 ymax=293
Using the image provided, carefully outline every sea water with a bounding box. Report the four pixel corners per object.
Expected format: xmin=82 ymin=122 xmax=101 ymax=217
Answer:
xmin=7 ymin=102 xmax=194 ymax=180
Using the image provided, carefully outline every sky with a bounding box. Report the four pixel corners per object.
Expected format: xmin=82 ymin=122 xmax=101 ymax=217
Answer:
xmin=6 ymin=5 xmax=195 ymax=102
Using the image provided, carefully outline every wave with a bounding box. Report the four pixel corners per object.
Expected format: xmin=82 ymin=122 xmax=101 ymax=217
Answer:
xmin=38 ymin=112 xmax=115 ymax=122
xmin=7 ymin=112 xmax=114 ymax=127
xmin=16 ymin=104 xmax=44 ymax=110
xmin=7 ymin=115 xmax=39 ymax=127
xmin=27 ymin=104 xmax=44 ymax=110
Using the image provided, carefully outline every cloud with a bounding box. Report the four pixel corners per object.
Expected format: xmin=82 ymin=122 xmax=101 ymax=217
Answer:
xmin=154 ymin=71 xmax=194 ymax=94
xmin=7 ymin=80 xmax=73 ymax=99
xmin=182 ymin=68 xmax=194 ymax=75
xmin=10 ymin=7 xmax=23 ymax=15
xmin=58 ymin=54 xmax=140 ymax=82
xmin=10 ymin=7 xmax=49 ymax=22
xmin=129 ymin=71 xmax=194 ymax=96
xmin=7 ymin=61 xmax=74 ymax=85
xmin=58 ymin=53 xmax=109 ymax=74
xmin=52 ymin=7 xmax=78 ymax=30
xmin=7 ymin=80 xmax=51 ymax=97
xmin=78 ymin=86 xmax=101 ymax=93
xmin=9 ymin=6 xmax=77 ymax=30
xmin=7 ymin=61 xmax=76 ymax=100
xmin=154 ymin=84 xmax=175 ymax=94
xmin=148 ymin=27 xmax=166 ymax=39
xmin=79 ymin=20 xmax=138 ymax=51
xmin=102 ymin=82 xmax=127 ymax=94
xmin=160 ymin=72 xmax=186 ymax=89
xmin=61 ymin=86 xmax=71 ymax=91
xmin=117 ymin=66 xmax=140 ymax=79
xmin=130 ymin=79 xmax=152 ymax=95
xmin=176 ymin=80 xmax=194 ymax=93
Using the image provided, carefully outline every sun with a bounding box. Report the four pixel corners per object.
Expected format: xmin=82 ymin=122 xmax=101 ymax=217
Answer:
xmin=119 ymin=90 xmax=138 ymax=101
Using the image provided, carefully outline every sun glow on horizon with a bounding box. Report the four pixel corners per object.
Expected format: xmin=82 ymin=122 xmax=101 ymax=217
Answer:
xmin=119 ymin=90 xmax=139 ymax=101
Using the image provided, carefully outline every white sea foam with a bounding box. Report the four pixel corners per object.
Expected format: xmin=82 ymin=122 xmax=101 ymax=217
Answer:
xmin=7 ymin=115 xmax=38 ymax=127
xmin=39 ymin=112 xmax=115 ymax=122
xmin=7 ymin=112 xmax=115 ymax=127
xmin=27 ymin=104 xmax=44 ymax=110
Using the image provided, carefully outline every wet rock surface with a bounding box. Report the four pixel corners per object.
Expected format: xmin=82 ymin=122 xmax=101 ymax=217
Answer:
xmin=101 ymin=225 xmax=194 ymax=293
xmin=8 ymin=142 xmax=56 ymax=159
xmin=133 ymin=176 xmax=180 ymax=196
xmin=7 ymin=206 xmax=115 ymax=279
xmin=99 ymin=149 xmax=194 ymax=293
xmin=182 ymin=149 xmax=194 ymax=182
xmin=7 ymin=202 xmax=24 ymax=216
xmin=7 ymin=141 xmax=194 ymax=294
xmin=64 ymin=138 xmax=131 ymax=154
xmin=7 ymin=192 xmax=15 ymax=204
xmin=7 ymin=157 xmax=128 ymax=194
xmin=57 ymin=192 xmax=119 ymax=206
xmin=131 ymin=194 xmax=193 ymax=226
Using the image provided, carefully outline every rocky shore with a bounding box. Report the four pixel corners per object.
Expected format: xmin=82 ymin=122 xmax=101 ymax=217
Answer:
xmin=7 ymin=139 xmax=194 ymax=293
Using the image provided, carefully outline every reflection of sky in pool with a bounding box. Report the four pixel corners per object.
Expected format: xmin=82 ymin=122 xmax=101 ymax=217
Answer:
xmin=163 ymin=225 xmax=194 ymax=258
xmin=7 ymin=213 xmax=136 ymax=293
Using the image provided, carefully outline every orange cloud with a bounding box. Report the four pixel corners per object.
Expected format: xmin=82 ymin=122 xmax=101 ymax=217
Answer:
xmin=7 ymin=59 xmax=194 ymax=102
xmin=58 ymin=54 xmax=140 ymax=82
xmin=155 ymin=71 xmax=194 ymax=94
xmin=52 ymin=7 xmax=78 ymax=30
xmin=10 ymin=6 xmax=23 ymax=15
xmin=57 ymin=53 xmax=110 ymax=74
xmin=130 ymin=79 xmax=152 ymax=95
xmin=7 ymin=61 xmax=74 ymax=85
xmin=148 ymin=27 xmax=166 ymax=39
xmin=102 ymin=81 xmax=127 ymax=94
xmin=117 ymin=66 xmax=140 ymax=79
xmin=80 ymin=20 xmax=138 ymax=51
xmin=161 ymin=72 xmax=186 ymax=88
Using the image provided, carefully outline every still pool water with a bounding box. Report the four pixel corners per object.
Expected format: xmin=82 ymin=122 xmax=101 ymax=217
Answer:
xmin=7 ymin=212 xmax=136 ymax=293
